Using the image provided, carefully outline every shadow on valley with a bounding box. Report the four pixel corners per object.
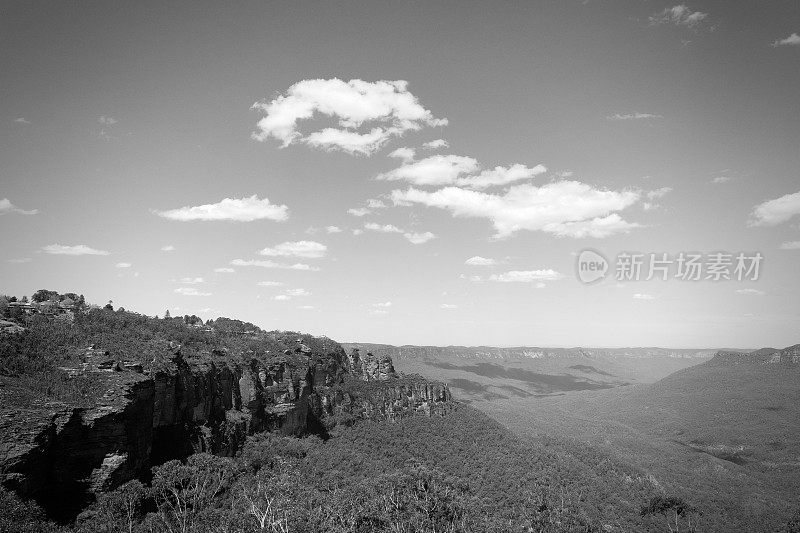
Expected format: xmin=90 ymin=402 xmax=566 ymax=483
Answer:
xmin=429 ymin=361 xmax=625 ymax=394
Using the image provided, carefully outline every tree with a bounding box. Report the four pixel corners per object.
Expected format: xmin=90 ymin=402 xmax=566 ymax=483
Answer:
xmin=0 ymin=296 xmax=8 ymax=318
xmin=640 ymin=495 xmax=700 ymax=533
xmin=20 ymin=296 xmax=28 ymax=303
xmin=31 ymin=289 xmax=59 ymax=303
xmin=164 ymin=310 xmax=171 ymax=319
xmin=104 ymin=301 xmax=113 ymax=311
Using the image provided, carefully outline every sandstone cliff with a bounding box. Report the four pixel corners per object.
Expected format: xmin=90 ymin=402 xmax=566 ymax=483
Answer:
xmin=0 ymin=336 xmax=453 ymax=520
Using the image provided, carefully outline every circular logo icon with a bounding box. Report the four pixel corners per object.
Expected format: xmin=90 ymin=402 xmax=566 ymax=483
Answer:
xmin=576 ymin=249 xmax=608 ymax=284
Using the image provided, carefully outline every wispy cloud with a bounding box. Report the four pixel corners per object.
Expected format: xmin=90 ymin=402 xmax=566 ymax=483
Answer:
xmin=251 ymin=78 xmax=447 ymax=155
xmin=488 ymin=270 xmax=563 ymax=282
xmin=348 ymin=207 xmax=372 ymax=217
xmin=0 ymin=198 xmax=38 ymax=216
xmin=179 ymin=277 xmax=204 ymax=284
xmin=779 ymin=241 xmax=800 ymax=250
xmin=6 ymin=258 xmax=31 ymax=264
xmin=465 ymin=256 xmax=497 ymax=266
xmin=392 ymin=181 xmax=640 ymax=238
xmin=231 ymin=258 xmax=320 ymax=271
xmin=388 ymin=147 xmax=415 ymax=162
xmin=155 ymin=195 xmax=288 ymax=222
xmin=735 ymin=288 xmax=764 ymax=295
xmin=772 ymin=32 xmax=800 ymax=47
xmin=214 ymin=267 xmax=235 ymax=273
xmin=364 ymin=222 xmax=436 ymax=244
xmin=423 ymin=139 xmax=449 ymax=150
xmin=257 ymin=281 xmax=284 ymax=287
xmin=161 ymin=245 xmax=176 ymax=252
xmin=749 ymin=190 xmax=800 ymax=226
xmin=14 ymin=118 xmax=30 ymax=124
xmin=607 ymin=112 xmax=663 ymax=121
xmin=378 ymin=155 xmax=546 ymax=189
xmin=440 ymin=303 xmax=458 ymax=309
xmin=41 ymin=244 xmax=110 ymax=256
xmin=633 ymin=293 xmax=656 ymax=300
xmin=273 ymin=294 xmax=291 ymax=301
xmin=649 ymin=5 xmax=708 ymax=28
xmin=325 ymin=225 xmax=342 ymax=233
xmin=115 ymin=262 xmax=132 ymax=268
xmin=711 ymin=176 xmax=730 ymax=184
xmin=98 ymin=115 xmax=118 ymax=125
xmin=174 ymin=287 xmax=211 ymax=296
xmin=259 ymin=240 xmax=327 ymax=258
xmin=286 ymin=288 xmax=311 ymax=297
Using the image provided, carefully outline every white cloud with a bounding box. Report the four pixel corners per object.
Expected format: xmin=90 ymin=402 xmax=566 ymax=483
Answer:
xmin=646 ymin=187 xmax=673 ymax=199
xmin=535 ymin=282 xmax=546 ymax=289
xmin=231 ymin=258 xmax=320 ymax=271
xmin=325 ymin=225 xmax=342 ymax=233
xmin=174 ymin=287 xmax=211 ymax=297
xmin=423 ymin=139 xmax=449 ymax=150
xmin=98 ymin=115 xmax=118 ymax=125
xmin=607 ymin=112 xmax=663 ymax=121
xmin=251 ymin=78 xmax=447 ymax=155
xmin=155 ymin=195 xmax=288 ymax=222
xmin=749 ymin=191 xmax=800 ymax=226
xmin=352 ymin=229 xmax=363 ymax=236
xmin=378 ymin=155 xmax=479 ymax=186
xmin=348 ymin=207 xmax=371 ymax=217
xmin=779 ymin=241 xmax=800 ymax=250
xmin=370 ymin=309 xmax=389 ymax=315
xmin=14 ymin=118 xmax=30 ymax=124
xmin=440 ymin=303 xmax=458 ymax=309
xmin=179 ymin=277 xmax=204 ymax=284
xmin=735 ymin=288 xmax=764 ymax=295
xmin=633 ymin=293 xmax=656 ymax=300
xmin=373 ymin=301 xmax=392 ymax=308
xmin=273 ymin=295 xmax=291 ymax=301
xmin=257 ymin=281 xmax=285 ymax=287
xmin=388 ymin=147 xmax=415 ymax=162
xmin=392 ymin=181 xmax=641 ymax=238
xmin=465 ymin=256 xmax=497 ymax=266
xmin=298 ymin=305 xmax=315 ymax=310
xmin=215 ymin=267 xmax=235 ymax=273
xmin=488 ymin=270 xmax=564 ymax=282
xmin=378 ymin=155 xmax=546 ymax=189
xmin=259 ymin=240 xmax=326 ymax=258
xmin=0 ymin=198 xmax=38 ymax=216
xmin=161 ymin=245 xmax=175 ymax=252
xmin=456 ymin=164 xmax=548 ymax=189
xmin=649 ymin=5 xmax=708 ymax=28
xmin=6 ymin=258 xmax=31 ymax=263
xmin=115 ymin=262 xmax=132 ymax=268
xmin=404 ymin=231 xmax=436 ymax=244
xmin=367 ymin=199 xmax=386 ymax=209
xmin=772 ymin=33 xmax=800 ymax=47
xmin=286 ymin=288 xmax=311 ymax=296
xmin=711 ymin=176 xmax=730 ymax=184
xmin=363 ymin=223 xmax=435 ymax=244
xmin=41 ymin=244 xmax=110 ymax=256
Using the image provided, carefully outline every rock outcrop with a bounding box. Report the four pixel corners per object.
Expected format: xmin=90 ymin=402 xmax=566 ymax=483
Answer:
xmin=0 ymin=335 xmax=453 ymax=520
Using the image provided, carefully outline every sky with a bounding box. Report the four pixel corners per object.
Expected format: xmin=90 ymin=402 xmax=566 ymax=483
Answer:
xmin=1 ymin=1 xmax=799 ymax=348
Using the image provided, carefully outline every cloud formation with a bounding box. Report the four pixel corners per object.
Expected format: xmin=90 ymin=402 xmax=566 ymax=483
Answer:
xmin=711 ymin=176 xmax=730 ymax=184
xmin=772 ymin=33 xmax=800 ymax=47
xmin=161 ymin=245 xmax=176 ymax=252
xmin=156 ymin=195 xmax=288 ymax=222
xmin=14 ymin=118 xmax=30 ymax=124
xmin=231 ymin=258 xmax=320 ymax=271
xmin=378 ymin=155 xmax=546 ymax=189
xmin=750 ymin=190 xmax=800 ymax=226
xmin=488 ymin=270 xmax=563 ymax=282
xmin=174 ymin=287 xmax=211 ymax=297
xmin=633 ymin=293 xmax=656 ymax=300
xmin=251 ymin=79 xmax=447 ymax=155
xmin=423 ymin=139 xmax=449 ymax=150
xmin=780 ymin=241 xmax=800 ymax=250
xmin=392 ymin=181 xmax=640 ymax=238
xmin=258 ymin=241 xmax=327 ymax=258
xmin=388 ymin=147 xmax=415 ymax=162
xmin=0 ymin=198 xmax=38 ymax=216
xmin=115 ymin=262 xmax=132 ymax=268
xmin=364 ymin=222 xmax=436 ymax=244
xmin=465 ymin=256 xmax=497 ymax=266
xmin=42 ymin=244 xmax=110 ymax=256
xmin=649 ymin=5 xmax=708 ymax=28
xmin=607 ymin=112 xmax=663 ymax=120
xmin=215 ymin=267 xmax=235 ymax=273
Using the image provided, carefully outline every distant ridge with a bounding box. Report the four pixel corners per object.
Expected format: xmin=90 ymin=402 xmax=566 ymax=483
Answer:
xmin=711 ymin=344 xmax=800 ymax=365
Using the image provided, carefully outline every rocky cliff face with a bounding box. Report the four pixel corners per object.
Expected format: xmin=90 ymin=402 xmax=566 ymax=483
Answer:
xmin=0 ymin=338 xmax=453 ymax=520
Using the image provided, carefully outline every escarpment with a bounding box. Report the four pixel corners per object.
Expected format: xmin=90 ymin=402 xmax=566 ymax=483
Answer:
xmin=0 ymin=337 xmax=454 ymax=520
